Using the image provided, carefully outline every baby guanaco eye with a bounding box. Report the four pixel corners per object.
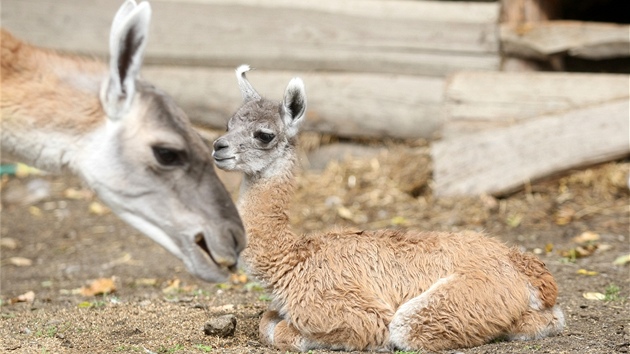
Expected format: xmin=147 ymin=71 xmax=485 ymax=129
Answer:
xmin=152 ymin=146 xmax=187 ymax=166
xmin=254 ymin=131 xmax=275 ymax=143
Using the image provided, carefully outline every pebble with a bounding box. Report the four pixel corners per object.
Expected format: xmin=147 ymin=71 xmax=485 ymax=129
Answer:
xmin=203 ymin=314 xmax=237 ymax=338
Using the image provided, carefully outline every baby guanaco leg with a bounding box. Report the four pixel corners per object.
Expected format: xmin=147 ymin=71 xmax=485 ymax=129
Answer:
xmin=388 ymin=273 xmax=528 ymax=352
xmin=260 ymin=310 xmax=309 ymax=352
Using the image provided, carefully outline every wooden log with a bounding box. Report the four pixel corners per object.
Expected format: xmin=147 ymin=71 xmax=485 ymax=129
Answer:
xmin=431 ymin=99 xmax=630 ymax=197
xmin=442 ymin=71 xmax=629 ymax=138
xmin=142 ymin=66 xmax=445 ymax=140
xmin=501 ymin=21 xmax=630 ymax=60
xmin=499 ymin=0 xmax=563 ymax=71
xmin=2 ymin=0 xmax=500 ymax=76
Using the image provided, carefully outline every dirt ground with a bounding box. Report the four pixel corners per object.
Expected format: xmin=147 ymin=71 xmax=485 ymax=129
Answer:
xmin=1 ymin=141 xmax=629 ymax=354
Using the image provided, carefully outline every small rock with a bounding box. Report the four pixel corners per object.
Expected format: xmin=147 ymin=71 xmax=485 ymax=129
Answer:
xmin=203 ymin=314 xmax=236 ymax=338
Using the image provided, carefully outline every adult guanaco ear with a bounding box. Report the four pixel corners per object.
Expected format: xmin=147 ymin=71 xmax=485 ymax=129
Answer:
xmin=101 ymin=0 xmax=151 ymax=120
xmin=282 ymin=78 xmax=306 ymax=138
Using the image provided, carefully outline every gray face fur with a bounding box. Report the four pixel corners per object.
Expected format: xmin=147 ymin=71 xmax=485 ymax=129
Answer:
xmin=94 ymin=0 xmax=245 ymax=282
xmin=213 ymin=66 xmax=306 ymax=179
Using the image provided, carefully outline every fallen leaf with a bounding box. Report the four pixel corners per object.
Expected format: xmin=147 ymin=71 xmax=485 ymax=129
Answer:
xmin=560 ymin=244 xmax=598 ymax=260
xmin=209 ymin=304 xmax=235 ymax=312
xmin=554 ymin=206 xmax=575 ymax=225
xmin=598 ymin=243 xmax=612 ymax=252
xmin=89 ymin=202 xmax=109 ymax=215
xmin=63 ymin=187 xmax=94 ymax=200
xmin=101 ymin=253 xmax=132 ymax=270
xmin=8 ymin=257 xmax=33 ymax=267
xmin=545 ymin=243 xmax=554 ymax=253
xmin=0 ymin=238 xmax=18 ymax=250
xmin=577 ymin=269 xmax=598 ymax=276
xmin=390 ymin=216 xmax=407 ymax=226
xmin=216 ymin=283 xmax=231 ymax=290
xmin=28 ymin=206 xmax=42 ymax=217
xmin=229 ymin=273 xmax=248 ymax=285
xmin=506 ymin=214 xmax=523 ymax=228
xmin=162 ymin=278 xmax=181 ymax=294
xmin=79 ymin=277 xmax=116 ymax=296
xmin=337 ymin=206 xmax=354 ymax=220
xmin=15 ymin=163 xmax=44 ymax=178
xmin=18 ymin=291 xmax=35 ymax=302
xmin=134 ymin=278 xmax=158 ymax=287
xmin=572 ymin=231 xmax=600 ymax=244
xmin=583 ymin=292 xmax=606 ymax=301
xmin=575 ymin=244 xmax=598 ymax=257
xmin=8 ymin=290 xmax=35 ymax=305
xmin=613 ymin=254 xmax=630 ymax=266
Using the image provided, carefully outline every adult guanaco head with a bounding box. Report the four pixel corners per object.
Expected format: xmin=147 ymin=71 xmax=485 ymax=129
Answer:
xmin=0 ymin=1 xmax=246 ymax=282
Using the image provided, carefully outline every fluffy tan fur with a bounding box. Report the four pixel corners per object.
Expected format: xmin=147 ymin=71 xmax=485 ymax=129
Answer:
xmin=1 ymin=29 xmax=104 ymax=141
xmin=237 ymin=158 xmax=563 ymax=352
xmin=215 ymin=69 xmax=564 ymax=352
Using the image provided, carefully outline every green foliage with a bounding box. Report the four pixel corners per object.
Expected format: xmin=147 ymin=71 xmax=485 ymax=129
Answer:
xmin=605 ymin=283 xmax=621 ymax=301
xmin=244 ymin=282 xmax=265 ymax=292
xmin=77 ymin=300 xmax=106 ymax=308
xmin=195 ymin=344 xmax=213 ymax=352
xmin=258 ymin=294 xmax=273 ymax=302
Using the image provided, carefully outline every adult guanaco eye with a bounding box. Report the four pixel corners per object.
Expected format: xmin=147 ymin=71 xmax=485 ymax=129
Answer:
xmin=255 ymin=131 xmax=275 ymax=143
xmin=152 ymin=147 xmax=186 ymax=166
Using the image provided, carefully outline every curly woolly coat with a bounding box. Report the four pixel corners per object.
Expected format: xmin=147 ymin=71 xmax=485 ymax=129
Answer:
xmin=214 ymin=67 xmax=565 ymax=352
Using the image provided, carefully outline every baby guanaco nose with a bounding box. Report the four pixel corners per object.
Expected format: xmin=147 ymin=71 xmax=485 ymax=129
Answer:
xmin=213 ymin=138 xmax=229 ymax=152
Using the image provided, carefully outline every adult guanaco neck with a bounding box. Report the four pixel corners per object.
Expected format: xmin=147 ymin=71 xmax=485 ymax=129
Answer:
xmin=1 ymin=29 xmax=107 ymax=172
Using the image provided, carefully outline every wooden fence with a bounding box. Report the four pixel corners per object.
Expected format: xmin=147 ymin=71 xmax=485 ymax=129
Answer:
xmin=2 ymin=0 xmax=629 ymax=195
xmin=2 ymin=0 xmax=500 ymax=139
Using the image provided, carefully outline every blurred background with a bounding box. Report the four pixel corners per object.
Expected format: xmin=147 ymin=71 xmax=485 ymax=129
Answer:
xmin=3 ymin=0 xmax=628 ymax=196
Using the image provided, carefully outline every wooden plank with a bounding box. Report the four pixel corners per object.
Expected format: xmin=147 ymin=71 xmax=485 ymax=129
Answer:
xmin=499 ymin=0 xmax=563 ymax=71
xmin=431 ymin=99 xmax=630 ymax=197
xmin=442 ymin=71 xmax=629 ymax=137
xmin=142 ymin=66 xmax=445 ymax=139
xmin=500 ymin=0 xmax=561 ymax=23
xmin=501 ymin=21 xmax=630 ymax=60
xmin=1 ymin=0 xmax=500 ymax=76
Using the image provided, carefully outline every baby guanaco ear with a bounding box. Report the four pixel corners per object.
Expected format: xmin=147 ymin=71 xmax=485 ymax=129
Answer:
xmin=235 ymin=64 xmax=261 ymax=102
xmin=282 ymin=78 xmax=306 ymax=138
xmin=101 ymin=0 xmax=151 ymax=120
